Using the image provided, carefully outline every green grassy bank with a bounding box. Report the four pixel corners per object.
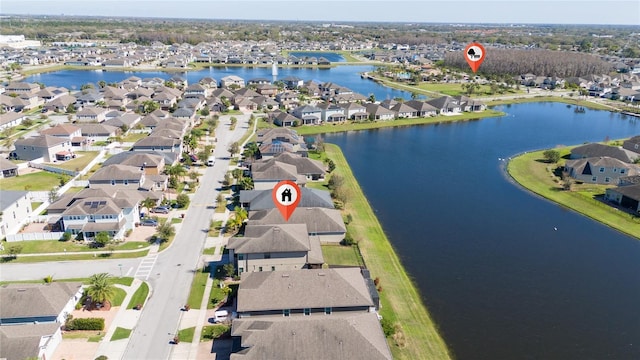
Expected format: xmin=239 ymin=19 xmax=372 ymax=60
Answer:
xmin=295 ymin=109 xmax=504 ymax=136
xmin=507 ymin=148 xmax=640 ymax=239
xmin=325 ymin=144 xmax=451 ymax=359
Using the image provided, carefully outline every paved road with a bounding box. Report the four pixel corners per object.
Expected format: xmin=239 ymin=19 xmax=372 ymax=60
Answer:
xmin=123 ymin=114 xmax=250 ymax=360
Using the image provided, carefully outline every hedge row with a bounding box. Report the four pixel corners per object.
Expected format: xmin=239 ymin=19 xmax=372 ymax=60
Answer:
xmin=66 ymin=317 xmax=105 ymax=331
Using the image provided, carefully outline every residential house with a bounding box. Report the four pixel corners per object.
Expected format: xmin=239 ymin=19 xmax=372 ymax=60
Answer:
xmin=60 ymin=196 xmax=128 ymax=240
xmin=228 ymin=224 xmax=324 ymax=274
xmin=365 ymin=104 xmax=395 ymax=121
xmin=40 ymin=123 xmax=82 ymax=141
xmin=13 ymin=135 xmax=70 ymax=162
xmin=43 ymin=94 xmax=76 ymax=113
xmin=292 ymin=105 xmax=323 ymax=125
xmin=454 ymin=95 xmax=487 ymax=111
xmin=75 ymin=106 xmax=109 ymax=123
xmin=271 ymin=111 xmax=301 ymax=127
xmin=565 ymin=157 xmax=640 ymax=184
xmin=230 ymin=312 xmax=392 ymax=360
xmin=0 ymin=112 xmax=25 ymax=130
xmin=317 ymin=102 xmax=347 ymax=123
xmin=248 ymin=207 xmax=346 ymax=244
xmin=340 ymin=102 xmax=368 ymax=121
xmin=220 ymin=75 xmax=245 ymax=88
xmin=605 ymin=184 xmax=640 ymax=213
xmin=78 ymin=123 xmax=120 ymax=142
xmin=390 ymin=102 xmax=418 ymax=118
xmin=131 ymin=136 xmax=182 ymax=153
xmin=258 ymin=141 xmax=308 ymax=160
xmin=404 ymin=100 xmax=438 ymax=117
xmin=4 ymin=81 xmax=39 ymax=95
xmin=0 ymin=190 xmax=31 ymax=237
xmin=255 ymin=83 xmax=278 ymax=97
xmin=236 ymin=268 xmax=376 ymax=318
xmin=623 ymin=136 xmax=640 ymax=155
xmin=184 ymin=83 xmax=210 ymax=98
xmin=102 ymin=152 xmax=166 ymax=175
xmin=256 ymin=152 xmax=326 ymax=181
xmin=426 ymin=96 xmax=462 ymax=115
xmin=570 ymin=143 xmax=637 ymax=163
xmin=0 ymin=158 xmax=18 ymax=178
xmin=251 ymin=161 xmax=306 ymax=190
xmin=0 ymin=282 xmax=83 ymax=360
xmin=256 ymin=128 xmax=304 ymax=146
xmin=88 ymin=164 xmax=145 ymax=190
xmin=239 ymin=187 xmax=334 ymax=211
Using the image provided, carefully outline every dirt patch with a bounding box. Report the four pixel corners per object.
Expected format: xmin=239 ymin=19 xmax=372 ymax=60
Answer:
xmin=52 ymin=306 xmax=120 ymax=360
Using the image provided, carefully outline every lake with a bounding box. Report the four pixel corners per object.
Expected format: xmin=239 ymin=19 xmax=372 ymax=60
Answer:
xmin=25 ymin=64 xmax=416 ymax=101
xmin=324 ymin=103 xmax=640 ymax=360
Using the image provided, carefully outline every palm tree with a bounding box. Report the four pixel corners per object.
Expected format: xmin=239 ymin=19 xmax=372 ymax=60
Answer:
xmin=166 ymin=164 xmax=187 ymax=183
xmin=141 ymin=197 xmax=156 ymax=217
xmin=87 ymin=273 xmax=117 ymax=308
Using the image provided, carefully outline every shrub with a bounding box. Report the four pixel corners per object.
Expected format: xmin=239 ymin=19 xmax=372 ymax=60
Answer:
xmin=61 ymin=232 xmax=71 ymax=241
xmin=176 ymin=194 xmax=190 ymax=208
xmin=380 ymin=318 xmax=396 ymax=337
xmin=95 ymin=356 xmax=108 ymax=360
xmin=342 ymin=231 xmax=356 ymax=246
xmin=66 ymin=317 xmax=105 ymax=331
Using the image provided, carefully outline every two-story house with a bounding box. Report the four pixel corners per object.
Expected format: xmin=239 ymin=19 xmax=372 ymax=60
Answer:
xmin=13 ymin=135 xmax=70 ymax=162
xmin=61 ymin=197 xmax=127 ymax=240
xmin=228 ymin=224 xmax=324 ymax=274
xmin=292 ymin=104 xmax=323 ymax=125
xmin=0 ymin=190 xmax=31 ymax=238
xmin=565 ymin=157 xmax=640 ymax=184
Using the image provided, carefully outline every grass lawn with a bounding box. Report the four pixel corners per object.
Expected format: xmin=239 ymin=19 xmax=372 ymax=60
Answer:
xmin=55 ymin=151 xmax=99 ymax=171
xmin=507 ymin=148 xmax=640 ymax=239
xmin=1 ymin=249 xmax=149 ymax=264
xmin=487 ymin=96 xmax=614 ymax=111
xmin=110 ymin=327 xmax=132 ymax=341
xmin=321 ymin=244 xmax=364 ymax=266
xmin=208 ymin=220 xmax=224 ymax=237
xmin=294 ymin=109 xmax=504 ymax=136
xmin=31 ymin=202 xmax=43 ymax=210
xmin=0 ymin=240 xmax=149 ymax=255
xmin=417 ymin=82 xmax=522 ymax=97
xmin=122 ymin=132 xmax=149 ymax=143
xmin=0 ymin=276 xmax=134 ymax=286
xmin=325 ymin=143 xmax=451 ymax=359
xmin=178 ymin=327 xmax=195 ymax=343
xmin=201 ymin=324 xmax=231 ymax=341
xmin=111 ymin=287 xmax=127 ymax=306
xmin=62 ymin=330 xmax=104 ymax=341
xmin=207 ymin=279 xmax=229 ymax=309
xmin=171 ymin=217 xmax=183 ymax=224
xmin=203 ymin=247 xmax=216 ymax=255
xmin=186 ymin=268 xmax=209 ymax=309
xmin=0 ymin=171 xmax=61 ymax=191
xmin=126 ymin=282 xmax=150 ymax=309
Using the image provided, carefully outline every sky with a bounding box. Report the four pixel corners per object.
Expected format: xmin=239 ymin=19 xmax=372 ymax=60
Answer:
xmin=2 ymin=0 xmax=639 ymax=25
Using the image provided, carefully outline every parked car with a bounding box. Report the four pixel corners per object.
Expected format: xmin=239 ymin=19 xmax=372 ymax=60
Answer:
xmin=141 ymin=219 xmax=158 ymax=227
xmin=151 ymin=206 xmax=170 ymax=214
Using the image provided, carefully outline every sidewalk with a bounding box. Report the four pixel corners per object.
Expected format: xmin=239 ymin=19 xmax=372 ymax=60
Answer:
xmin=94 ymin=278 xmax=149 ymax=359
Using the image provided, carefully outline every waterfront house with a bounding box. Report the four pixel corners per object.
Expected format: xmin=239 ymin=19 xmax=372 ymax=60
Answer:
xmin=404 ymin=100 xmax=438 ymax=117
xmin=221 ymin=75 xmax=246 ymax=88
xmin=570 ymin=143 xmax=637 ymax=163
xmin=255 ymin=152 xmax=326 ymax=181
xmin=454 ymin=95 xmax=487 ymax=111
xmin=271 ymin=111 xmax=301 ymax=127
xmin=292 ymin=104 xmax=323 ymax=125
xmin=605 ymin=184 xmax=640 ymax=213
xmin=427 ymin=96 xmax=462 ymax=115
xmin=565 ymin=156 xmax=640 ymax=184
xmin=236 ymin=268 xmax=376 ymax=317
xmin=340 ymin=102 xmax=368 ymax=121
xmin=317 ymin=102 xmax=347 ymax=123
xmin=230 ymin=312 xmax=392 ymax=360
xmin=240 ymin=187 xmax=334 ymax=211
xmin=228 ymin=224 xmax=324 ymax=274
xmin=249 ymin=207 xmax=346 ymax=244
xmin=251 ymin=161 xmax=306 ymax=190
xmin=13 ymin=135 xmax=70 ymax=162
xmin=365 ymin=103 xmax=395 ymax=121
xmin=390 ymin=102 xmax=418 ymax=118
xmin=623 ymin=136 xmax=640 ymax=155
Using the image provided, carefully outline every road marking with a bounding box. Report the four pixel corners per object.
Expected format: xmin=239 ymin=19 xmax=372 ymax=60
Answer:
xmin=134 ymin=254 xmax=158 ymax=280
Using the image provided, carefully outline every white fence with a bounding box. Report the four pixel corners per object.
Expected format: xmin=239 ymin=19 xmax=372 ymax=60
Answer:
xmin=6 ymin=232 xmax=64 ymax=242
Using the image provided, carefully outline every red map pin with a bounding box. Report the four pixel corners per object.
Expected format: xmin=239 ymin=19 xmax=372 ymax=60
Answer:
xmin=272 ymin=180 xmax=301 ymax=221
xmin=464 ymin=42 xmax=486 ymax=73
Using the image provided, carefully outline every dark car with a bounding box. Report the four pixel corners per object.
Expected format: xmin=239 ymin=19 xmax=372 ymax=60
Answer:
xmin=141 ymin=219 xmax=158 ymax=227
xmin=151 ymin=206 xmax=170 ymax=214
xmin=189 ymin=154 xmax=198 ymax=162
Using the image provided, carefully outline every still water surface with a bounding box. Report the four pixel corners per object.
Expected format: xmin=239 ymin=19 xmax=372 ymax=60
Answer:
xmin=324 ymin=102 xmax=640 ymax=360
xmin=25 ymin=64 xmax=414 ymax=100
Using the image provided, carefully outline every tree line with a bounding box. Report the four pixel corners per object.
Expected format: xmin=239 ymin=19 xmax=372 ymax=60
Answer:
xmin=444 ymin=48 xmax=611 ymax=78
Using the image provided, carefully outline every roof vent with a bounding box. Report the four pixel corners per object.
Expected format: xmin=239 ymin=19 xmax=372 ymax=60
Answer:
xmin=318 ymin=272 xmax=325 ymax=276
xmin=282 ymin=274 xmax=289 ymax=278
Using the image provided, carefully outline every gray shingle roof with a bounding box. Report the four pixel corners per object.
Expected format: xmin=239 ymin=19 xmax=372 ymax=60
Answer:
xmin=230 ymin=312 xmax=392 ymax=360
xmin=249 ymin=207 xmax=346 ymax=234
xmin=0 ymin=190 xmax=27 ymax=212
xmin=89 ymin=164 xmax=143 ymax=182
xmin=571 ymin=143 xmax=635 ymax=163
xmin=0 ymin=282 xmax=82 ymax=320
xmin=237 ymin=268 xmax=374 ymax=312
xmin=0 ymin=323 xmax=61 ymax=360
xmin=228 ymin=224 xmax=310 ymax=253
xmin=15 ymin=135 xmax=67 ymax=148
xmin=239 ymin=188 xmax=333 ymax=211
xmin=251 ymin=161 xmax=298 ymax=181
